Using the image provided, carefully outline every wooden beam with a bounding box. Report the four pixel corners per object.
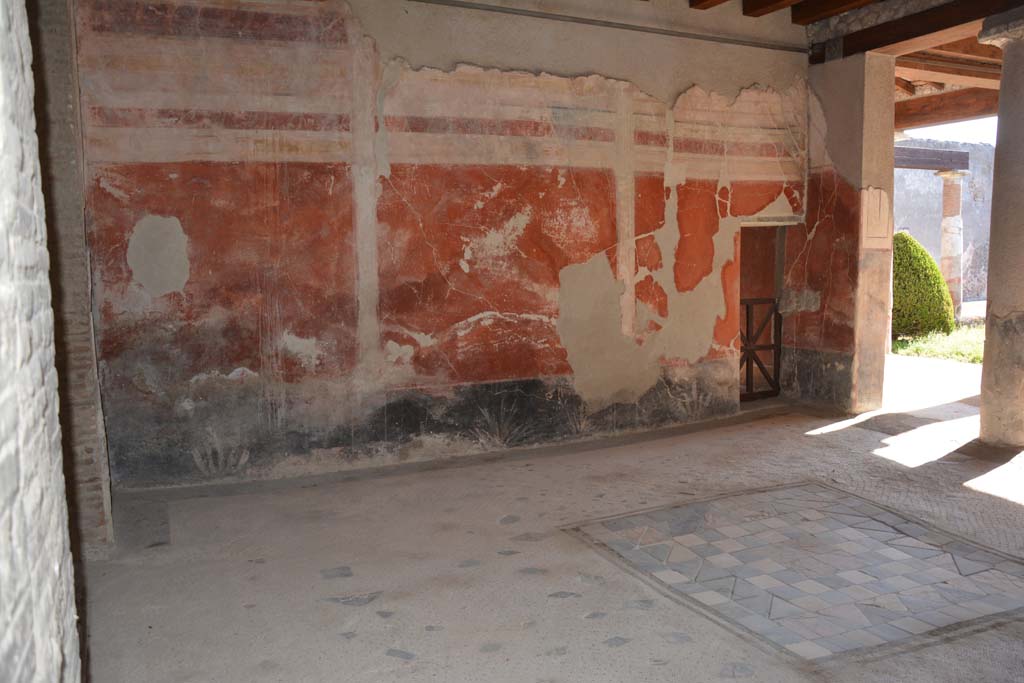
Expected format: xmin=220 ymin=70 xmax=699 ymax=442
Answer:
xmin=816 ymin=0 xmax=1024 ymax=60
xmin=689 ymin=0 xmax=731 ymax=8
xmin=895 ymin=88 xmax=999 ymax=130
xmin=872 ymin=20 xmax=986 ymax=57
xmin=928 ymin=38 xmax=1004 ymax=64
xmin=894 ymin=77 xmax=917 ymax=96
xmin=894 ymin=147 xmax=970 ymax=171
xmin=743 ymin=0 xmax=801 ymax=17
xmin=894 ymin=54 xmax=1002 ymax=89
xmin=791 ymin=0 xmax=880 ymax=26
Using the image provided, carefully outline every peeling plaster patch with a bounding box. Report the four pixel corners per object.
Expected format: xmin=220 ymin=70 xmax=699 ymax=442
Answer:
xmin=189 ymin=367 xmax=259 ymax=385
xmin=99 ymin=174 xmax=130 ymax=201
xmin=756 ymin=192 xmax=797 ymax=219
xmin=451 ymin=311 xmax=556 ymax=337
xmin=279 ymin=331 xmax=323 ymax=370
xmin=126 ymin=215 xmax=189 ymax=297
xmin=228 ymin=367 xmax=257 ymax=381
xmin=780 ymin=289 xmax=821 ymax=316
xmin=558 ymin=214 xmax=739 ymax=410
xmin=471 ymin=207 xmax=532 ymax=262
xmin=385 ymin=339 xmax=415 ymax=365
xmin=555 ymin=81 xmax=807 ymax=409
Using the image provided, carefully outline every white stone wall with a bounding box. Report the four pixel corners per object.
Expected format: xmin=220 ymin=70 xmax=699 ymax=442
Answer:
xmin=0 ymin=0 xmax=81 ymax=678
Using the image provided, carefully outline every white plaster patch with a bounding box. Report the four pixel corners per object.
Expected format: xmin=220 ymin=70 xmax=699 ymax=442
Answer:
xmin=756 ymin=192 xmax=798 ymax=219
xmin=99 ymin=175 xmax=130 ymax=202
xmin=279 ymin=331 xmax=323 ymax=370
xmin=189 ymin=367 xmax=258 ymax=385
xmin=468 ymin=207 xmax=532 ymax=262
xmin=227 ymin=367 xmax=258 ymax=381
xmin=548 ymin=205 xmax=593 ymax=254
xmin=385 ymin=339 xmax=415 ymax=364
xmin=126 ymin=215 xmax=190 ymax=297
xmin=451 ymin=311 xmax=556 ymax=337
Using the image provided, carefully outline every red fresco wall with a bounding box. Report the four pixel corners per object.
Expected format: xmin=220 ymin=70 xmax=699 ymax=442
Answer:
xmin=377 ymin=164 xmax=616 ymax=384
xmin=88 ymin=163 xmax=357 ymax=383
xmin=783 ymin=168 xmax=860 ymax=354
xmin=74 ymin=0 xmax=810 ymax=485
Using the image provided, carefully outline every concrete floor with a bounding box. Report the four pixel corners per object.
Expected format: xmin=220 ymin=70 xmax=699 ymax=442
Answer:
xmin=83 ymin=356 xmax=1024 ymax=682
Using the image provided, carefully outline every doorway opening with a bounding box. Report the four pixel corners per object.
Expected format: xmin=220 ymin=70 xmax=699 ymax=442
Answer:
xmin=739 ymin=225 xmax=786 ymax=401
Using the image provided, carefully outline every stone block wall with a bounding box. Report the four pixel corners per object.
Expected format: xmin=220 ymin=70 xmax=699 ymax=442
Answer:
xmin=0 ymin=0 xmax=81 ymax=676
xmin=71 ymin=0 xmax=812 ymax=487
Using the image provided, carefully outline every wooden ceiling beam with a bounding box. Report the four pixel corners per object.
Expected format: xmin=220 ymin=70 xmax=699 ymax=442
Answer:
xmin=894 ymin=54 xmax=1002 ymax=89
xmin=689 ymin=0 xmax=731 ymax=8
xmin=928 ymin=38 xmax=1004 ymax=63
xmin=811 ymin=0 xmax=1024 ymax=61
xmin=894 ymin=77 xmax=917 ymax=96
xmin=894 ymin=147 xmax=970 ymax=171
xmin=742 ymin=0 xmax=801 ymax=17
xmin=791 ymin=0 xmax=881 ymax=26
xmin=895 ymin=88 xmax=999 ymax=130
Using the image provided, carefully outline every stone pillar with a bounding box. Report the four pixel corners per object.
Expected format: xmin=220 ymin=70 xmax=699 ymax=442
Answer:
xmin=783 ymin=53 xmax=894 ymax=413
xmin=979 ymin=8 xmax=1024 ymax=447
xmin=936 ymin=170 xmax=967 ymax=319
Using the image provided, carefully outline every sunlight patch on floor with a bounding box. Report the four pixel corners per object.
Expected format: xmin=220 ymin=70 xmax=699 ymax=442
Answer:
xmin=870 ymin=416 xmax=980 ymax=468
xmin=965 ymin=455 xmax=1024 ymax=505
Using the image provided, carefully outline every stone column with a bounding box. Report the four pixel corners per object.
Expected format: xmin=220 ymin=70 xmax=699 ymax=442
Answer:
xmin=979 ymin=8 xmax=1024 ymax=447
xmin=936 ymin=170 xmax=967 ymax=319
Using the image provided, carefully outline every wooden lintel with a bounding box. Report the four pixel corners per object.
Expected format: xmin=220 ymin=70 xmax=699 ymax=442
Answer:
xmin=894 ymin=146 xmax=970 ymax=171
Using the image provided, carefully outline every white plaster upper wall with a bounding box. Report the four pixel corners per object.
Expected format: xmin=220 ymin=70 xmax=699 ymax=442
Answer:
xmin=343 ymin=0 xmax=808 ymax=102
xmin=809 ymin=53 xmax=894 ymax=192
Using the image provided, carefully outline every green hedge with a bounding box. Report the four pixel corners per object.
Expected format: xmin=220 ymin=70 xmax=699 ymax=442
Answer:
xmin=892 ymin=231 xmax=955 ymax=337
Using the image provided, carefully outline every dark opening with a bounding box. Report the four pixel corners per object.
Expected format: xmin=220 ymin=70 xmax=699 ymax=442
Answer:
xmin=739 ymin=225 xmax=785 ymax=401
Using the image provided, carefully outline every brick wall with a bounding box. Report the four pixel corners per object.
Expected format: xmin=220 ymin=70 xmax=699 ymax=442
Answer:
xmin=0 ymin=0 xmax=81 ymax=678
xmin=27 ymin=0 xmax=113 ymax=551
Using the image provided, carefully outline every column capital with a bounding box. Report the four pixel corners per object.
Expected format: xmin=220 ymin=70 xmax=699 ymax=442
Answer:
xmin=980 ymin=7 xmax=1024 ymax=49
xmin=935 ymin=169 xmax=969 ymax=181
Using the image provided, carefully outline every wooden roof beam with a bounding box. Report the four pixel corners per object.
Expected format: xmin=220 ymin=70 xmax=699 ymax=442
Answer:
xmin=689 ymin=0 xmax=731 ymax=8
xmin=742 ymin=0 xmax=801 ymax=17
xmin=811 ymin=0 xmax=1024 ymax=62
xmin=895 ymin=77 xmax=917 ymax=96
xmin=895 ymin=88 xmax=1000 ymax=130
xmin=894 ymin=54 xmax=1002 ymax=89
xmin=928 ymin=38 xmax=1004 ymax=63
